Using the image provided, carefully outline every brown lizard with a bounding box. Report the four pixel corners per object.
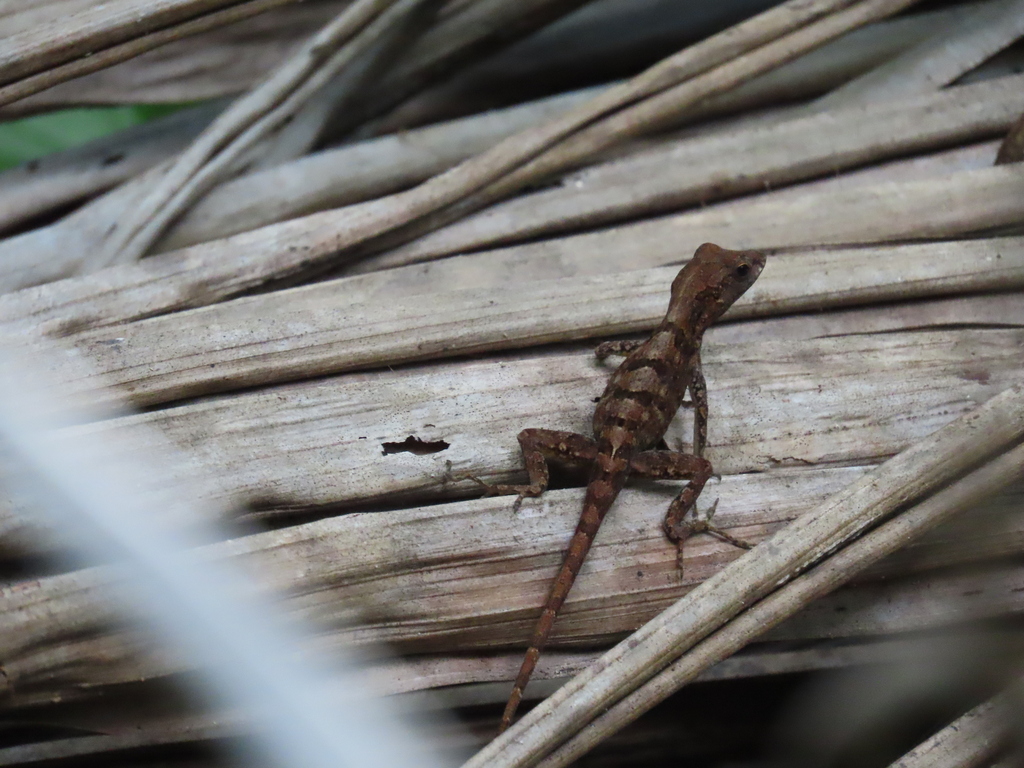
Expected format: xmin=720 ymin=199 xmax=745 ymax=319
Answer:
xmin=474 ymin=242 xmax=765 ymax=733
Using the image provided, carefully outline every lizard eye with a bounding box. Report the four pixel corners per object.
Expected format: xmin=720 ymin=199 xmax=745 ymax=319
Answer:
xmin=736 ymin=263 xmax=750 ymax=277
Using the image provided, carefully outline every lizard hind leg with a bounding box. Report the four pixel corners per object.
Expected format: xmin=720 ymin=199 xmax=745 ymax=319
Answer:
xmin=470 ymin=428 xmax=597 ymax=510
xmin=628 ymin=449 xmax=750 ymax=574
xmin=627 ymin=449 xmax=712 ymax=537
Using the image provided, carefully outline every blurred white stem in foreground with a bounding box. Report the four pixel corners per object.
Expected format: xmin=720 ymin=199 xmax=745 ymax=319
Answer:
xmin=0 ymin=341 xmax=446 ymax=768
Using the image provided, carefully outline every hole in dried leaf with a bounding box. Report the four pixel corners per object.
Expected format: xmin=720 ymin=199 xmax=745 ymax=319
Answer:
xmin=381 ymin=436 xmax=450 ymax=456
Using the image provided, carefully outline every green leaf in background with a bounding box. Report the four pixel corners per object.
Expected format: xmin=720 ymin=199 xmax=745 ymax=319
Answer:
xmin=0 ymin=104 xmax=187 ymax=171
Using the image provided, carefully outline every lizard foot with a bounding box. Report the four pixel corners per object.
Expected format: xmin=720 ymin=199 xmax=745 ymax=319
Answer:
xmin=464 ymin=474 xmax=499 ymax=496
xmin=464 ymin=475 xmax=540 ymax=512
xmin=665 ymin=499 xmax=753 ymax=576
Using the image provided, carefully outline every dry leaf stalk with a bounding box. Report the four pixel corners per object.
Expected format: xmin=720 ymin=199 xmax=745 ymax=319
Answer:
xmin=537 ymin=442 xmax=1024 ymax=767
xmin=465 ymin=384 xmax=1024 ymax=767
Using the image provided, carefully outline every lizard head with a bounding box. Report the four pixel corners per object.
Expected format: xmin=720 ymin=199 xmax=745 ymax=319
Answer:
xmin=668 ymin=243 xmax=766 ymax=332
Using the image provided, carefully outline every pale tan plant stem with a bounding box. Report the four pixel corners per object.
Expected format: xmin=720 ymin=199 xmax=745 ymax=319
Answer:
xmin=342 ymin=0 xmax=925 ymax=260
xmin=96 ymin=0 xmax=406 ymax=267
xmin=537 ymin=442 xmax=1024 ymax=768
xmin=0 ymin=0 xmax=273 ymax=86
xmin=815 ymin=0 xmax=1024 ymax=108
xmin=887 ymin=695 xmax=1009 ymax=768
xmin=462 ymin=384 xmax=1024 ymax=768
xmin=0 ymin=0 xmax=299 ymax=108
xmin=115 ymin=0 xmax=857 ymax=270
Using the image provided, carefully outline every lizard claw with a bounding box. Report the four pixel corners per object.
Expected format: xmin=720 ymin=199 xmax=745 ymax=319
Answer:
xmin=505 ymin=486 xmax=543 ymax=511
xmin=704 ymin=497 xmax=720 ymax=522
xmin=463 ymin=475 xmax=540 ymax=512
xmin=666 ymin=498 xmax=753 ymax=576
xmin=664 ymin=498 xmax=717 ymax=543
xmin=699 ymin=499 xmax=754 ymax=551
xmin=466 ymin=474 xmax=500 ymax=497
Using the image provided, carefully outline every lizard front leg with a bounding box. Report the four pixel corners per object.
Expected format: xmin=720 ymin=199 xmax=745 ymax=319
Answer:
xmin=595 ymin=338 xmax=643 ymax=361
xmin=472 ymin=428 xmax=597 ymax=509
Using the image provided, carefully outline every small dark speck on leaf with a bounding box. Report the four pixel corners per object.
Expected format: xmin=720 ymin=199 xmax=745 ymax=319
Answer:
xmin=382 ymin=436 xmax=450 ymax=456
xmin=101 ymin=153 xmax=125 ymax=166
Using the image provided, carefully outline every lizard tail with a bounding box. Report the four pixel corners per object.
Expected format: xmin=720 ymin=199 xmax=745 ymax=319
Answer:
xmin=499 ymin=646 xmax=540 ymax=732
xmin=499 ymin=468 xmax=625 ymax=733
xmin=500 ymin=595 xmax=564 ymax=733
